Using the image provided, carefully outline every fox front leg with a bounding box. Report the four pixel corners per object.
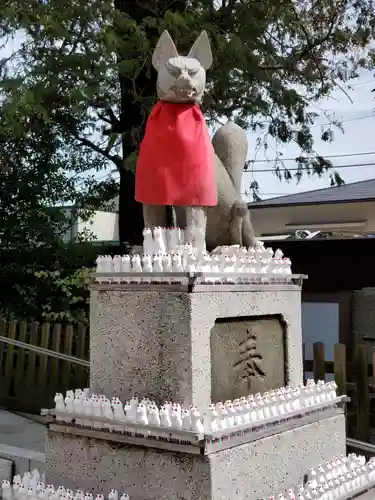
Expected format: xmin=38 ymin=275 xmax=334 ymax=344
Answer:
xmin=185 ymin=206 xmax=207 ymax=255
xmin=142 ymin=204 xmax=168 ymax=229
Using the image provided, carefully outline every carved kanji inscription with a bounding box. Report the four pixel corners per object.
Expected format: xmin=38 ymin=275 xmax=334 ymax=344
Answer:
xmin=233 ymin=328 xmax=266 ymax=389
xmin=210 ymin=317 xmax=285 ymax=403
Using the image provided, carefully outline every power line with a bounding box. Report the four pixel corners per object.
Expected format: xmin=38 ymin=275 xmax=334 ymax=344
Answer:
xmin=249 ymin=150 xmax=375 ymax=164
xmin=245 ymin=160 xmax=375 ymax=174
xmin=350 ymin=79 xmax=375 ymax=88
xmin=335 ymin=114 xmax=375 ymax=125
xmin=87 ymin=151 xmax=375 ymax=180
xmin=242 ymin=191 xmax=295 ymax=196
xmin=79 ymin=159 xmax=375 ymax=185
xmin=246 ymin=112 xmax=375 ymax=130
xmin=258 ymin=192 xmax=296 ymax=196
xmin=74 ymin=114 xmax=375 ymax=184
xmin=75 ymin=143 xmax=375 ymax=186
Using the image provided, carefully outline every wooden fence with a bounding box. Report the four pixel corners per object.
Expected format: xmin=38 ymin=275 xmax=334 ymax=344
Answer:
xmin=303 ymin=342 xmax=375 ymax=442
xmin=0 ymin=318 xmax=89 ymax=414
xmin=0 ymin=318 xmax=375 ymax=439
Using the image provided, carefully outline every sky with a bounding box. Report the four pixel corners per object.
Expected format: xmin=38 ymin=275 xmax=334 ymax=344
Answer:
xmin=3 ymin=34 xmax=375 ymax=203
xmin=242 ymin=71 xmax=375 ymax=201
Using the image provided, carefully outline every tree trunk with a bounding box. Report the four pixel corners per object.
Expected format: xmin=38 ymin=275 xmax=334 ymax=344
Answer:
xmin=118 ymin=168 xmax=143 ymax=247
xmin=115 ymin=0 xmax=188 ymax=246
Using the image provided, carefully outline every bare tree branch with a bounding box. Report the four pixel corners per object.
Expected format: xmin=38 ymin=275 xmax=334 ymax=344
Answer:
xmin=69 ymin=129 xmax=122 ymax=167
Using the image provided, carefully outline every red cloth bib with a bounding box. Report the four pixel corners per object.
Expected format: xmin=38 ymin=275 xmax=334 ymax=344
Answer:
xmin=135 ymin=101 xmax=218 ymax=206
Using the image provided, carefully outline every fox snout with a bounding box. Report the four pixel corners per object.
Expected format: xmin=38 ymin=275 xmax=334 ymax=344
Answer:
xmin=175 ymin=73 xmax=194 ymax=89
xmin=170 ymin=75 xmax=197 ymax=99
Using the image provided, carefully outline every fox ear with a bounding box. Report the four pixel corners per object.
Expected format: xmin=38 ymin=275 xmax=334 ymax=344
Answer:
xmin=187 ymin=30 xmax=213 ymax=70
xmin=152 ymin=30 xmax=179 ymax=71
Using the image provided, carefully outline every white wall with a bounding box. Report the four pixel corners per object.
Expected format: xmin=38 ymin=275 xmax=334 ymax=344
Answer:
xmin=302 ymin=302 xmax=340 ymax=360
xmin=302 ymin=302 xmax=340 ymax=381
xmin=250 ymin=201 xmax=375 ymax=236
xmin=64 ymin=210 xmax=118 ymax=243
xmin=77 ymin=211 xmax=118 ymax=241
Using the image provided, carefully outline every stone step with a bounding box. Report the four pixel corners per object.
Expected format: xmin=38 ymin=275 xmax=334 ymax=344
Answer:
xmin=0 ymin=409 xmax=45 ymax=479
xmin=0 ymin=457 xmax=13 ymax=482
xmin=0 ymin=444 xmax=45 ymax=476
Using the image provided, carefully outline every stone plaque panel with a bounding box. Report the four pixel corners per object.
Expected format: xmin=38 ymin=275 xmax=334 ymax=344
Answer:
xmin=210 ymin=316 xmax=286 ymax=402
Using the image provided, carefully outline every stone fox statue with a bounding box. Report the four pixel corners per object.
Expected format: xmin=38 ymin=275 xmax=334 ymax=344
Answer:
xmin=135 ymin=30 xmax=256 ymax=250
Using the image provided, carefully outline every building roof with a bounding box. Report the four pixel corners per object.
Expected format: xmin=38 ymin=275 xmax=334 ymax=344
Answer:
xmin=248 ymin=178 xmax=375 ymax=209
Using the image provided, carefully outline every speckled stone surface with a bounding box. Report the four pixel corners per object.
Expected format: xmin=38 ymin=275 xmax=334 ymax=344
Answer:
xmin=45 ymin=414 xmax=345 ymax=500
xmin=90 ymin=288 xmax=302 ymax=409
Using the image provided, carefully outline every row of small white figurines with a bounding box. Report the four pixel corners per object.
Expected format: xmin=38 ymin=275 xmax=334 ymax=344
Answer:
xmin=53 ymin=379 xmax=338 ymax=435
xmin=142 ymin=229 xmax=275 ymax=260
xmin=2 ymin=457 xmax=372 ymax=500
xmin=143 ymin=226 xmax=205 ymax=255
xmin=270 ymin=454 xmax=375 ymax=500
xmin=95 ymin=248 xmax=292 ymax=277
xmin=1 ymin=470 xmax=129 ymax=500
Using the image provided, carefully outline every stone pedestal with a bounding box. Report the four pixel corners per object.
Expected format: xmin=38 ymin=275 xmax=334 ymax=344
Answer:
xmin=44 ymin=279 xmax=351 ymax=499
xmin=46 ymin=413 xmax=345 ymax=500
xmin=90 ymin=285 xmax=302 ymax=409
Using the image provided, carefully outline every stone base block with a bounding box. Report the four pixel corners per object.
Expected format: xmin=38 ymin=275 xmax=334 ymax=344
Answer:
xmin=90 ymin=287 xmax=302 ymax=409
xmin=45 ymin=414 xmax=345 ymax=500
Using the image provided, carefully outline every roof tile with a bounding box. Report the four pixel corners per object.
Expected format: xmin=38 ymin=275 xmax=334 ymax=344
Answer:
xmin=248 ymin=178 xmax=375 ymax=208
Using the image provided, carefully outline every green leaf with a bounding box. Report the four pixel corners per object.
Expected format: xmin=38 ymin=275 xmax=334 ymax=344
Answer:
xmin=106 ymin=132 xmax=119 ymax=152
xmin=123 ymin=151 xmax=138 ymax=173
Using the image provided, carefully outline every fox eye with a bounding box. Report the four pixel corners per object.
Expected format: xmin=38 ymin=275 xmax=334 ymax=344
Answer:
xmin=165 ymin=62 xmax=180 ymax=77
xmin=188 ymin=68 xmax=199 ymax=76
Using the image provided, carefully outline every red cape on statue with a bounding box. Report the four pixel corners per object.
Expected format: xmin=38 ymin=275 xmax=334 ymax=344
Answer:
xmin=135 ymin=101 xmax=218 ymax=207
